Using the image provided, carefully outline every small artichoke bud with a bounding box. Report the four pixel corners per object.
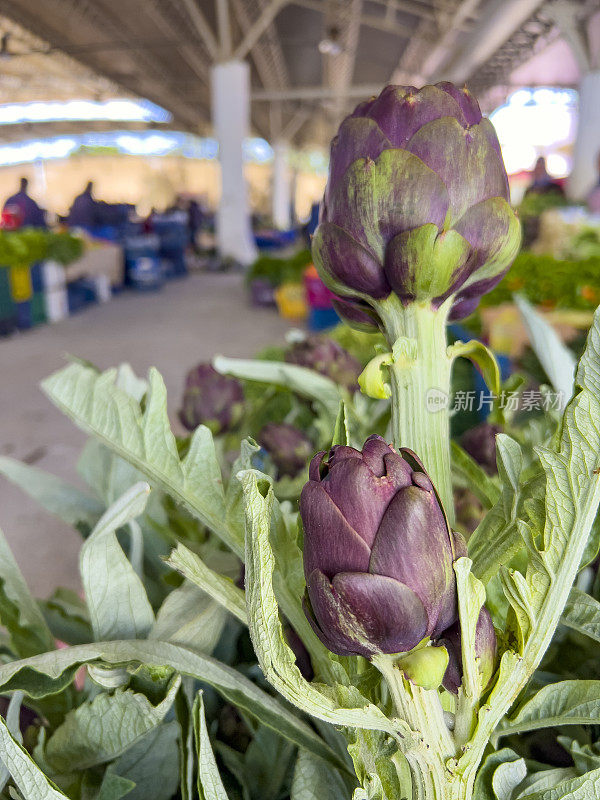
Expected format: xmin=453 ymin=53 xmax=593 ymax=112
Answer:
xmin=258 ymin=422 xmax=313 ymax=479
xmin=300 ymin=435 xmax=466 ymax=658
xmin=179 ymin=363 xmax=244 ymax=435
xmin=460 ymin=422 xmax=501 ymax=475
xmin=312 ymin=83 xmax=521 ymax=321
xmin=285 ymin=335 xmax=362 ymax=392
xmin=440 ymin=606 xmax=497 ymax=694
xmin=396 ymin=644 xmax=449 ymax=691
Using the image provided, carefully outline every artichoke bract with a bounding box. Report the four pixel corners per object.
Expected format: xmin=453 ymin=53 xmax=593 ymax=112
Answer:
xmin=179 ymin=363 xmax=244 ymax=435
xmin=258 ymin=422 xmax=313 ymax=479
xmin=313 ymin=82 xmax=520 ymax=322
xmin=300 ymin=434 xmax=466 ymax=657
xmin=285 ymin=335 xmax=362 ymax=392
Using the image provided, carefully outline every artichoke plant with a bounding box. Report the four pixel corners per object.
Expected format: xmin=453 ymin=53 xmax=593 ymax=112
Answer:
xmin=300 ymin=434 xmax=466 ymax=658
xmin=284 ymin=335 xmax=362 ymax=392
xmin=179 ymin=363 xmax=244 ymax=435
xmin=312 ymin=82 xmax=520 ymax=324
xmin=257 ymin=422 xmax=313 ymax=478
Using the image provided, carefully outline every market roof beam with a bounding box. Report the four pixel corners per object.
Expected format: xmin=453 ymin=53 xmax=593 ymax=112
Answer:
xmin=442 ymin=0 xmax=548 ymax=85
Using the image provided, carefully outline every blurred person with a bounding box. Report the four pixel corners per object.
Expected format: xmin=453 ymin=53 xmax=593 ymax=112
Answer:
xmin=587 ymin=152 xmax=600 ymax=214
xmin=188 ymin=197 xmax=203 ymax=250
xmin=525 ymin=156 xmax=564 ymax=197
xmin=3 ymin=177 xmax=46 ymax=227
xmin=67 ymin=181 xmax=98 ymax=229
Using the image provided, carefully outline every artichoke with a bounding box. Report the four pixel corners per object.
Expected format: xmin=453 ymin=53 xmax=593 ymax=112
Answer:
xmin=258 ymin=422 xmax=313 ymax=479
xmin=313 ymin=82 xmax=520 ymax=322
xmin=179 ymin=363 xmax=244 ymax=435
xmin=285 ymin=335 xmax=362 ymax=392
xmin=300 ymin=434 xmax=466 ymax=657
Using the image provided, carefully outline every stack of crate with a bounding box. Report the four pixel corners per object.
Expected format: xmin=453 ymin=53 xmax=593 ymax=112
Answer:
xmin=0 ymin=267 xmax=16 ymax=336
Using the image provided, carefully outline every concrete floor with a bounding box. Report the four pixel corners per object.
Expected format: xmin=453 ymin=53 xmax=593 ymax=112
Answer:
xmin=0 ymin=272 xmax=290 ymax=597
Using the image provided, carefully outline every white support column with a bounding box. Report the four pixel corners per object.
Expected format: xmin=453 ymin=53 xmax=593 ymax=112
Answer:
xmin=569 ymin=70 xmax=600 ymax=201
xmin=211 ymin=60 xmax=257 ymax=265
xmin=272 ymin=139 xmax=292 ymax=230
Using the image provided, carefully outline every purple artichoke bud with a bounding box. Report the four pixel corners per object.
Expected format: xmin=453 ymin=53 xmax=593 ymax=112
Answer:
xmin=179 ymin=363 xmax=244 ymax=435
xmin=258 ymin=422 xmax=313 ymax=479
xmin=285 ymin=335 xmax=362 ymax=392
xmin=313 ymin=83 xmax=521 ymax=321
xmin=460 ymin=422 xmax=501 ymax=474
xmin=440 ymin=606 xmax=497 ymax=694
xmin=300 ymin=434 xmax=466 ymax=658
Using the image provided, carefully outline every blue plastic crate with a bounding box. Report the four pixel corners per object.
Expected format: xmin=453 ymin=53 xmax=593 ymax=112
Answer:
xmin=0 ymin=313 xmax=16 ymax=336
xmin=308 ymin=306 xmax=340 ymax=332
xmin=15 ymin=300 xmax=32 ymax=329
xmin=30 ymin=262 xmax=44 ymax=293
xmin=128 ymin=255 xmax=164 ymax=290
xmin=67 ymin=279 xmax=98 ymax=314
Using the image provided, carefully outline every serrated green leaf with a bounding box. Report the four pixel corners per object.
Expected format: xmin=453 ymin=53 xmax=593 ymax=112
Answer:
xmin=213 ymin=355 xmax=342 ymax=418
xmin=515 ymin=294 xmax=576 ymax=410
xmin=473 ymin=748 xmax=522 ymax=800
xmin=166 ymin=543 xmax=247 ymax=625
xmin=44 ymin=674 xmax=180 ymax=771
xmin=0 ymin=455 xmax=104 ymax=532
xmin=514 ymin=769 xmax=578 ymax=798
xmin=240 ymin=468 xmax=409 ymax=741
xmin=498 ymin=680 xmax=600 ymax=738
xmin=193 ymin=692 xmax=230 ymax=800
xmin=450 ymin=441 xmax=500 ymax=509
xmin=517 ymin=765 xmax=600 ymax=799
xmin=449 ymin=339 xmax=501 ymax=397
xmin=95 ymin=772 xmax=136 ymax=800
xmin=242 ymin=724 xmax=295 ymax=800
xmin=562 ymin=587 xmax=600 ymax=642
xmin=0 ymin=715 xmax=68 ymax=799
xmin=41 ymin=363 xmax=237 ymax=555
xmin=0 ymin=692 xmax=23 ymax=792
xmin=492 ymin=757 xmax=527 ymax=800
xmin=105 ymin=722 xmax=179 ymax=800
xmin=0 ymin=527 xmax=54 ymax=658
xmin=0 ymin=639 xmax=341 ymax=771
xmin=291 ymin=750 xmax=350 ymax=800
xmin=80 ymin=483 xmax=154 ymax=641
xmin=468 ymin=437 xmax=544 ymax=585
xmin=332 ymin=402 xmax=351 ymax=447
xmin=454 ymin=558 xmax=486 ymax=698
xmin=150 ymin=581 xmax=227 ymax=653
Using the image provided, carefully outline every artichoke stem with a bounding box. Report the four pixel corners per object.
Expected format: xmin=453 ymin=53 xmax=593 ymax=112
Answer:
xmin=377 ymin=297 xmax=454 ymax=523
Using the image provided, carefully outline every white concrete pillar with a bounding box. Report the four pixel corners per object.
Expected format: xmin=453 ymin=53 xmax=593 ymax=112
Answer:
xmin=211 ymin=60 xmax=257 ymax=265
xmin=568 ymin=70 xmax=600 ymax=201
xmin=272 ymin=139 xmax=292 ymax=230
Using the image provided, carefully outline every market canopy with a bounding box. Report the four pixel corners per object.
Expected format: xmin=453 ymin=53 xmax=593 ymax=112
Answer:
xmin=0 ymin=0 xmax=597 ymax=145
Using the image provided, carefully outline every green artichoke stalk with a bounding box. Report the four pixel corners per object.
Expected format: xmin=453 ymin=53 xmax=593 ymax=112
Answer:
xmin=312 ymin=83 xmax=521 ymax=515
